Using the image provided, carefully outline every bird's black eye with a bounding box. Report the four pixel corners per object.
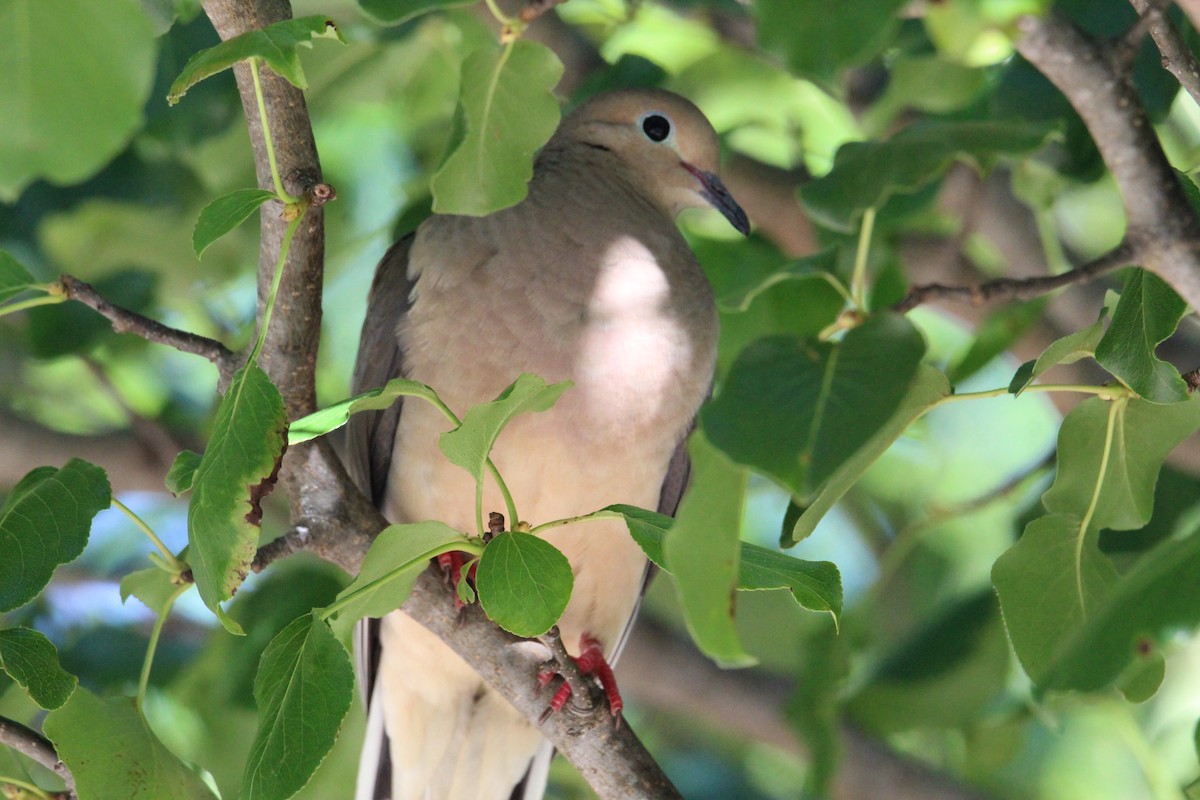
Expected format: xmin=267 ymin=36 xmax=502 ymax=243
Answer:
xmin=642 ymin=114 xmax=671 ymax=142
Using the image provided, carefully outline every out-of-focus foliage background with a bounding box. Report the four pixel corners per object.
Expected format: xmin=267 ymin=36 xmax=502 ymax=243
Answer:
xmin=4 ymin=0 xmax=1200 ymax=798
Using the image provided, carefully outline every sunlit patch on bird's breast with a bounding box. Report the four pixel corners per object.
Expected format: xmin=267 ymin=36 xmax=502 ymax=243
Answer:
xmin=574 ymin=235 xmax=700 ymax=438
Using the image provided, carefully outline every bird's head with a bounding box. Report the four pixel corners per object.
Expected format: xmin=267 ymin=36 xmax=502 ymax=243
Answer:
xmin=556 ymin=88 xmax=750 ymax=236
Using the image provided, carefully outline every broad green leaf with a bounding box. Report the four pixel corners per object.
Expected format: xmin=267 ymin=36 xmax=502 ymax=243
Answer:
xmin=44 ymin=689 xmax=216 ymax=799
xmin=120 ymin=567 xmax=183 ymax=614
xmin=167 ymin=15 xmax=344 ymax=105
xmin=476 ymin=532 xmax=573 ymax=638
xmin=755 ymin=0 xmax=907 ymax=84
xmin=0 ymin=627 xmax=76 ymax=710
xmin=737 ymin=544 xmax=842 ymax=620
xmin=0 ymin=460 xmax=112 ymax=612
xmin=0 ymin=0 xmax=156 ymax=201
xmin=1095 ymin=269 xmax=1189 ymax=403
xmin=992 ymin=514 xmax=1118 ymax=684
xmin=188 ymin=364 xmax=288 ymax=633
xmin=665 ymin=433 xmax=754 ymax=667
xmin=790 ymin=366 xmax=950 ymax=544
xmin=431 ymin=41 xmax=564 ymax=216
xmin=165 ymin=450 xmax=203 ymax=495
xmin=241 ymin=614 xmax=353 ymax=800
xmin=703 ymin=314 xmax=925 ymax=502
xmin=0 ymin=250 xmax=38 ymax=304
xmin=1009 ymin=303 xmax=1109 ymax=394
xmin=439 ymin=374 xmax=571 ymax=486
xmin=326 ymin=521 xmax=471 ymax=631
xmin=1044 ymin=396 xmax=1200 ymax=532
xmin=193 ymin=189 xmax=277 ymax=258
xmin=716 ymin=248 xmax=840 ymax=313
xmin=357 ymin=0 xmax=474 ymax=24
xmin=787 ymin=622 xmax=847 ymax=796
xmin=608 ymin=504 xmax=842 ymax=618
xmin=1038 ymin=519 xmax=1200 ymax=693
xmin=288 ymin=377 xmax=441 ymax=445
xmin=800 ymin=122 xmax=1054 ymax=232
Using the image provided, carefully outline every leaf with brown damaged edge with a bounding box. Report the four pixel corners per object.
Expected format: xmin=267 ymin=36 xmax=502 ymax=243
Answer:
xmin=187 ymin=364 xmax=288 ymax=635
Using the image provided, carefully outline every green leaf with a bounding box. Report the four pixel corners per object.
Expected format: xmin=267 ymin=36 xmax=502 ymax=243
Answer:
xmin=165 ymin=450 xmax=203 ymax=495
xmin=755 ymin=0 xmax=907 ymax=84
xmin=431 ymin=40 xmax=564 ymax=216
xmin=0 ymin=0 xmax=156 ymax=201
xmin=664 ymin=434 xmax=755 ymax=667
xmin=44 ymin=688 xmax=216 ymax=799
xmin=1044 ymin=396 xmax=1200 ymax=533
xmin=1009 ymin=303 xmax=1109 ymax=395
xmin=326 ymin=521 xmax=471 ymax=630
xmin=241 ymin=614 xmax=354 ymax=800
xmin=716 ymin=248 xmax=840 ymax=313
xmin=193 ymin=189 xmax=277 ymax=258
xmin=790 ymin=366 xmax=950 ymax=544
xmin=737 ymin=544 xmax=842 ymax=620
xmin=0 ymin=460 xmax=112 ymax=612
xmin=439 ymin=374 xmax=571 ymax=486
xmin=0 ymin=627 xmax=76 ymax=710
xmin=703 ymin=314 xmax=925 ymax=501
xmin=288 ymin=377 xmax=442 ymax=445
xmin=800 ymin=122 xmax=1055 ymax=232
xmin=608 ymin=504 xmax=842 ymax=618
xmin=993 ymin=514 xmax=1119 ymax=684
xmin=1095 ymin=269 xmax=1189 ymax=403
xmin=0 ymin=250 xmax=38 ymax=304
xmin=120 ymin=568 xmax=182 ymax=614
xmin=167 ymin=15 xmax=344 ymax=105
xmin=357 ymin=0 xmax=474 ymax=25
xmin=476 ymin=532 xmax=573 ymax=638
xmin=188 ymin=364 xmax=288 ymax=633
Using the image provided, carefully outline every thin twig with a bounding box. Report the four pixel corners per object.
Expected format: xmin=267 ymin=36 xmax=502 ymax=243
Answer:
xmin=895 ymin=240 xmax=1138 ymax=312
xmin=0 ymin=715 xmax=75 ymax=798
xmin=1130 ymin=0 xmax=1200 ymax=109
xmin=1116 ymin=0 xmax=1163 ymax=66
xmin=59 ymin=275 xmax=237 ymax=380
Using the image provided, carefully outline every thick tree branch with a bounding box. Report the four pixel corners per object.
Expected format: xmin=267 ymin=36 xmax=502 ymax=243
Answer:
xmin=895 ymin=239 xmax=1138 ymax=312
xmin=0 ymin=715 xmax=75 ymax=798
xmin=1131 ymin=0 xmax=1200 ymax=108
xmin=1016 ymin=12 xmax=1200 ymax=310
xmin=59 ymin=275 xmax=237 ymax=381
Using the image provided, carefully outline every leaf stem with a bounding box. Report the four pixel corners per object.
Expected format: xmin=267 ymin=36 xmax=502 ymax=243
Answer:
xmin=0 ymin=292 xmax=66 ymax=318
xmin=422 ymin=394 xmax=520 ymax=534
xmin=482 ymin=0 xmax=513 ymax=26
xmin=850 ymin=206 xmax=876 ymax=312
xmin=1073 ymin=396 xmax=1124 ymax=616
xmin=136 ymin=583 xmax=190 ymax=711
xmin=250 ymin=214 xmax=302 ymax=363
xmin=112 ymin=498 xmax=185 ymax=572
xmin=934 ymin=382 xmax=1127 ymax=406
xmin=527 ymin=509 xmax=626 ymax=536
xmin=250 ymin=57 xmax=298 ymax=204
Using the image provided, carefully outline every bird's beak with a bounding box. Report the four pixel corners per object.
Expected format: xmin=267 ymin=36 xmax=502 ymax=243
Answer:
xmin=682 ymin=162 xmax=750 ymax=236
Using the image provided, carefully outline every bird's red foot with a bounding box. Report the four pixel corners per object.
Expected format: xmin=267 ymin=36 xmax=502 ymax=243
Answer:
xmin=436 ymin=551 xmax=477 ymax=609
xmin=538 ymin=634 xmax=623 ymax=722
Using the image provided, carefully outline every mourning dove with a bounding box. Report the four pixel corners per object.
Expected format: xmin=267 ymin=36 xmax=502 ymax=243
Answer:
xmin=348 ymin=88 xmax=749 ymax=800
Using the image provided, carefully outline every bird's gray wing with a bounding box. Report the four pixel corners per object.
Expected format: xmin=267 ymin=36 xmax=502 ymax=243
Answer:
xmin=346 ymin=233 xmax=414 ymax=509
xmin=348 ymin=235 xmax=414 ymax=800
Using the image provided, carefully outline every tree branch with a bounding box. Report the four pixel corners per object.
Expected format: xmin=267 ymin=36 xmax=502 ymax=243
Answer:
xmin=59 ymin=275 xmax=237 ymax=381
xmin=0 ymin=715 xmax=75 ymax=798
xmin=895 ymin=239 xmax=1138 ymax=312
xmin=1130 ymin=0 xmax=1200 ymax=108
xmin=1016 ymin=12 xmax=1200 ymax=310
